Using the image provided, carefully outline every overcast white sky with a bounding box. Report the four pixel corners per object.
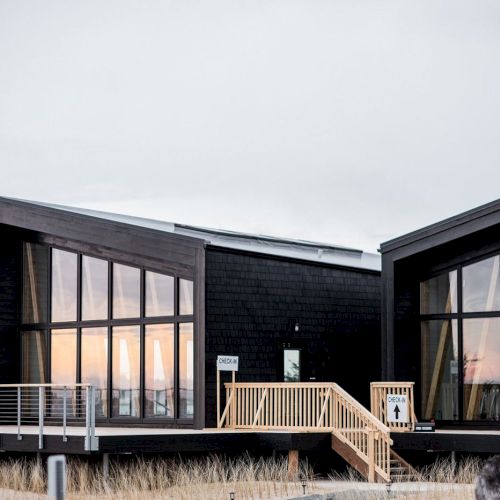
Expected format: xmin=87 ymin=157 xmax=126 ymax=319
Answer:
xmin=1 ymin=1 xmax=499 ymax=252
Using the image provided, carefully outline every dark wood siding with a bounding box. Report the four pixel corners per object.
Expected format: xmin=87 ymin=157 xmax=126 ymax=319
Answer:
xmin=204 ymin=247 xmax=381 ymax=427
xmin=0 ymin=226 xmax=21 ymax=383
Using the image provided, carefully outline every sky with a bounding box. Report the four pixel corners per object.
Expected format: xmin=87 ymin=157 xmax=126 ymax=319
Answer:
xmin=1 ymin=1 xmax=499 ymax=253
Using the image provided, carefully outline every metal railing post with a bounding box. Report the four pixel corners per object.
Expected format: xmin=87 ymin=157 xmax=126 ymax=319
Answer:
xmin=85 ymin=386 xmax=97 ymax=451
xmin=62 ymin=386 xmax=67 ymax=443
xmin=38 ymin=386 xmax=44 ymax=450
xmin=17 ymin=386 xmax=22 ymax=441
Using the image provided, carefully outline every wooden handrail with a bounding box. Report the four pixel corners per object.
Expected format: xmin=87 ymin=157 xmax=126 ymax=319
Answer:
xmin=218 ymin=381 xmax=392 ymax=482
xmin=370 ymin=382 xmax=416 ymax=432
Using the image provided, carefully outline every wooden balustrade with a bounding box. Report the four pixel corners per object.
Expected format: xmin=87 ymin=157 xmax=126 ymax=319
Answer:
xmin=219 ymin=382 xmax=392 ymax=483
xmin=370 ymin=382 xmax=416 ymax=432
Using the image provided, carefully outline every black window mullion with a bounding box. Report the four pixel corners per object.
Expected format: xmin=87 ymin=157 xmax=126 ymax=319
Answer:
xmin=457 ymin=266 xmax=464 ymax=423
xmin=174 ymin=321 xmax=179 ymax=420
xmin=108 ymin=261 xmax=113 ymax=421
xmin=140 ymin=270 xmax=145 ymax=421
xmin=76 ymin=254 xmax=82 ymax=384
xmin=47 ymin=248 xmax=53 ymax=383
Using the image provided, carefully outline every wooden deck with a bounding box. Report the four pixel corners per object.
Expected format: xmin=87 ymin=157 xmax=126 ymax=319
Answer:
xmin=1 ymin=424 xmax=499 ymax=457
xmin=0 ymin=425 xmax=333 ymax=456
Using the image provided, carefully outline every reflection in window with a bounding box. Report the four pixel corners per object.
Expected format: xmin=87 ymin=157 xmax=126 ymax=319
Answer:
xmin=81 ymin=327 xmax=108 ymax=417
xmin=51 ymin=249 xmax=77 ymax=322
xmin=23 ymin=243 xmax=48 ymax=324
xmin=22 ymin=331 xmax=46 ymax=383
xmin=179 ymin=323 xmax=194 ymax=418
xmin=82 ymin=256 xmax=108 ymax=321
xmin=51 ymin=329 xmax=77 ymax=384
xmin=421 ymin=320 xmax=458 ymax=420
xmin=51 ymin=328 xmax=78 ymax=416
xmin=112 ymin=264 xmax=140 ymax=319
xmin=179 ymin=279 xmax=194 ymax=315
xmin=145 ymin=324 xmax=174 ymax=417
xmin=464 ymin=318 xmax=500 ymax=420
xmin=145 ymin=272 xmax=174 ymax=317
xmin=463 ymin=255 xmax=500 ymax=313
xmin=284 ymin=349 xmax=301 ymax=382
xmin=420 ymin=271 xmax=457 ymax=315
xmin=112 ymin=326 xmax=140 ymax=417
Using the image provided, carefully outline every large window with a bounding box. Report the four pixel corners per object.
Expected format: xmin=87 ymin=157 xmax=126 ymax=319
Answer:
xmin=21 ymin=244 xmax=195 ymax=423
xmin=420 ymin=252 xmax=500 ymax=422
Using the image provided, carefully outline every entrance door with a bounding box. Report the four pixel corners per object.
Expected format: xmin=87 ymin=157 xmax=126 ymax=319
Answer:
xmin=283 ymin=348 xmax=301 ymax=382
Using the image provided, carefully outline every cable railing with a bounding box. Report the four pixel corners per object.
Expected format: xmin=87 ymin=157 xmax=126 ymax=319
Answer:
xmin=0 ymin=384 xmax=97 ymax=451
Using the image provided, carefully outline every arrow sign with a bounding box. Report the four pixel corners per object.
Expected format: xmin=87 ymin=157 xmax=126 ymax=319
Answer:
xmin=394 ymin=405 xmax=400 ymax=420
xmin=387 ymin=394 xmax=408 ymax=423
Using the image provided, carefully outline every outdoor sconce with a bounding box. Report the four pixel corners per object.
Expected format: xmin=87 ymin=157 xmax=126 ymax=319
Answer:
xmin=301 ymin=477 xmax=307 ymax=495
xmin=294 ymin=321 xmax=300 ymax=333
xmin=229 ymin=492 xmax=235 ymax=500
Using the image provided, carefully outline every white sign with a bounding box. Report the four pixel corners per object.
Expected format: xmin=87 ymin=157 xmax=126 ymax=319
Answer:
xmin=217 ymin=355 xmax=239 ymax=372
xmin=387 ymin=394 xmax=408 ymax=423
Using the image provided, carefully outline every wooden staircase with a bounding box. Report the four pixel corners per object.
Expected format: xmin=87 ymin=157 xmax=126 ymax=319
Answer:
xmin=389 ymin=450 xmax=417 ymax=482
xmin=218 ymin=381 xmax=412 ymax=483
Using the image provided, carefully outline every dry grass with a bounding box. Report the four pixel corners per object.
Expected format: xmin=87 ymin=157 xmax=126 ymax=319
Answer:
xmin=0 ymin=454 xmax=314 ymax=499
xmin=0 ymin=453 xmax=486 ymax=499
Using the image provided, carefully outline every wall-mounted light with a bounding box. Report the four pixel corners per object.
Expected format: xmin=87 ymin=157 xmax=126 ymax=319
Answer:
xmin=229 ymin=492 xmax=235 ymax=500
xmin=301 ymin=477 xmax=307 ymax=495
xmin=294 ymin=321 xmax=300 ymax=333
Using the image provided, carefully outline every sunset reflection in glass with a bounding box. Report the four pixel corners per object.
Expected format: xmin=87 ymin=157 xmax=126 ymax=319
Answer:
xmin=82 ymin=327 xmax=108 ymax=417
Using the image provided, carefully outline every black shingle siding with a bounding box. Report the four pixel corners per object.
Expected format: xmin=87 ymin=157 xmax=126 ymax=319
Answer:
xmin=204 ymin=248 xmax=381 ymax=427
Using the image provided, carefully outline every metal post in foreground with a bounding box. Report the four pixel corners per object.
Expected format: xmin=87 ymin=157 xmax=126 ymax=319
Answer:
xmin=47 ymin=455 xmax=67 ymax=500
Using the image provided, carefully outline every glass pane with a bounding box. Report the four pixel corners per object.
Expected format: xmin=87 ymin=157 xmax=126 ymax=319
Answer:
xmin=23 ymin=243 xmax=48 ymax=324
xmin=81 ymin=327 xmax=108 ymax=417
xmin=463 ymin=255 xmax=500 ymax=313
xmin=420 ymin=271 xmax=457 ymax=315
xmin=112 ymin=326 xmax=140 ymax=417
xmin=22 ymin=331 xmax=46 ymax=383
xmin=179 ymin=323 xmax=194 ymax=418
xmin=51 ymin=249 xmax=77 ymax=322
xmin=145 ymin=324 xmax=174 ymax=417
xmin=51 ymin=328 xmax=77 ymax=416
xmin=145 ymin=272 xmax=174 ymax=317
xmin=51 ymin=329 xmax=77 ymax=384
xmin=179 ymin=279 xmax=194 ymax=315
xmin=464 ymin=318 xmax=500 ymax=421
xmin=284 ymin=349 xmax=300 ymax=382
xmin=112 ymin=263 xmax=140 ymax=319
xmin=82 ymin=256 xmax=108 ymax=321
xmin=421 ymin=320 xmax=458 ymax=420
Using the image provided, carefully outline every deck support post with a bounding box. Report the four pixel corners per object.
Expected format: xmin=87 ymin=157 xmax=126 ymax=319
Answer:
xmin=103 ymin=453 xmax=110 ymax=480
xmin=287 ymin=450 xmax=299 ymax=480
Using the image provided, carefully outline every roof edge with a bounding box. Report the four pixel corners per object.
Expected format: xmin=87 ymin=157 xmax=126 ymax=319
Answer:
xmin=379 ymin=198 xmax=500 ymax=254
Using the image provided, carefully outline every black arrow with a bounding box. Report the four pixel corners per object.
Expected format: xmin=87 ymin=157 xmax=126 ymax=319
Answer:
xmin=394 ymin=405 xmax=400 ymax=420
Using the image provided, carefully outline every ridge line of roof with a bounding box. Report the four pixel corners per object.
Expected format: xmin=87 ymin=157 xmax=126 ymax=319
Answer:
xmin=379 ymin=198 xmax=500 ymax=253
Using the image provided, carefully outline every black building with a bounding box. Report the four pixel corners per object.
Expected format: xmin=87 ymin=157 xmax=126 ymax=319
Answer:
xmin=381 ymin=199 xmax=500 ymax=428
xmin=0 ymin=197 xmax=381 ymax=430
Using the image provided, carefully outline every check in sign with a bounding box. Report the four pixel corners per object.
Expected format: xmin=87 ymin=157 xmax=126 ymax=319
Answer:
xmin=217 ymin=355 xmax=239 ymax=372
xmin=387 ymin=394 xmax=408 ymax=423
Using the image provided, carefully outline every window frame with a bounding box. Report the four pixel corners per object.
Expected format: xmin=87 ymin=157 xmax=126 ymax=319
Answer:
xmin=419 ymin=248 xmax=500 ymax=425
xmin=20 ymin=243 xmax=195 ymax=425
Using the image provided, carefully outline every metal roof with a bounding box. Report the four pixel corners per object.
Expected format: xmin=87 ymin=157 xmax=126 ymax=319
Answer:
xmin=2 ymin=197 xmax=381 ymax=271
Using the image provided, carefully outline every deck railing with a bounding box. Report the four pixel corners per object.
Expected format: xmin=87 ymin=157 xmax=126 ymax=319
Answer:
xmin=370 ymin=382 xmax=416 ymax=432
xmin=219 ymin=382 xmax=392 ymax=482
xmin=0 ymin=384 xmax=97 ymax=451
